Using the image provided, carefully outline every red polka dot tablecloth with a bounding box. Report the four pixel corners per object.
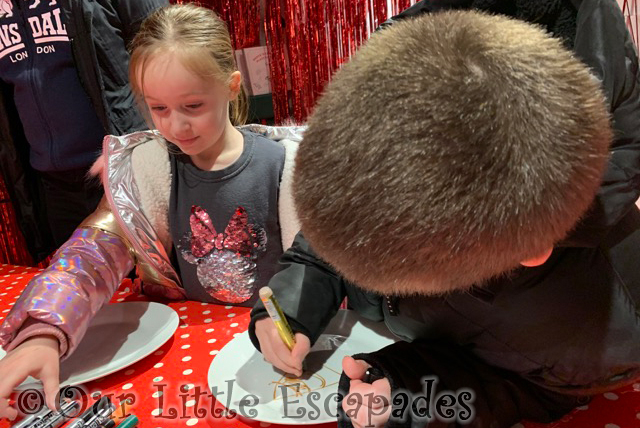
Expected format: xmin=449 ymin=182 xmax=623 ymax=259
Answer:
xmin=0 ymin=263 xmax=639 ymax=428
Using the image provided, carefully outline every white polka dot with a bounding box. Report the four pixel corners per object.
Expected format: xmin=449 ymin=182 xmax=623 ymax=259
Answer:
xmin=207 ymin=338 xmax=217 ymax=344
xmin=2 ymin=309 xmax=9 ymax=313
xmin=181 ymin=344 xmax=191 ymax=349
xmin=604 ymin=392 xmax=618 ymax=400
xmin=153 ymin=350 xmax=164 ymax=356
xmin=227 ymin=313 xmax=236 ymax=318
xmin=183 ymin=369 xmax=193 ymax=375
xmin=206 ymin=328 xmax=214 ymax=333
xmin=225 ymin=305 xmax=232 ymax=309
xmin=204 ymin=318 xmax=212 ymax=323
xmin=116 ymin=298 xmax=125 ymax=302
xmin=186 ymin=418 xmax=198 ymax=426
xmin=230 ymin=322 xmax=239 ymax=328
xmin=209 ymin=350 xmax=219 ymax=355
xmin=153 ymin=376 xmax=163 ymax=382
xmin=5 ymin=286 xmax=12 ymax=290
xmin=151 ymin=408 xmax=163 ymax=417
xmin=180 ymin=334 xmax=190 ymax=339
xmin=260 ymin=423 xmax=272 ymax=427
xmin=180 ymin=315 xmax=188 ymax=320
xmin=122 ymin=383 xmax=133 ymax=390
xmin=636 ymin=413 xmax=640 ymax=420
xmin=118 ymin=291 xmax=126 ymax=295
xmin=604 ymin=424 xmax=620 ymax=428
xmin=180 ymin=324 xmax=188 ymax=329
xmin=152 ymin=391 xmax=163 ymax=398
xmin=0 ymin=293 xmax=6 ymax=296
xmin=183 ymin=384 xmax=195 ymax=391
xmin=154 ymin=363 xmax=164 ymax=368
xmin=201 ymin=302 xmax=208 ymax=305
xmin=633 ymin=383 xmax=640 ymax=391
xmin=185 ymin=399 xmax=196 ymax=407
xmin=182 ymin=356 xmax=192 ymax=362
xmin=179 ymin=307 xmax=187 ymax=311
xmin=124 ymin=369 xmax=135 ymax=375
xmin=576 ymin=405 xmax=589 ymax=411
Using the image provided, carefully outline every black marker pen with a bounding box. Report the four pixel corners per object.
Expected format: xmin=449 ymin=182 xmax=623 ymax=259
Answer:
xmin=34 ymin=401 xmax=80 ymax=428
xmin=10 ymin=406 xmax=51 ymax=428
xmin=65 ymin=396 xmax=112 ymax=428
xmin=82 ymin=403 xmax=116 ymax=428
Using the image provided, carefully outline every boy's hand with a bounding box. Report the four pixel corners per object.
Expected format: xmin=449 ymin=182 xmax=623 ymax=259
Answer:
xmin=341 ymin=356 xmax=391 ymax=428
xmin=254 ymin=317 xmax=310 ymax=377
xmin=0 ymin=335 xmax=60 ymax=420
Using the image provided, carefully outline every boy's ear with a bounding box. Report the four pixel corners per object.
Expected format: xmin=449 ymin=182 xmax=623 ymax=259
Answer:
xmin=228 ymin=71 xmax=242 ymax=100
xmin=520 ymin=247 xmax=553 ymax=267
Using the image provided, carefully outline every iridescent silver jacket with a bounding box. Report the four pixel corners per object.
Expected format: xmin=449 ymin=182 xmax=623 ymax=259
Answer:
xmin=0 ymin=125 xmax=302 ymax=357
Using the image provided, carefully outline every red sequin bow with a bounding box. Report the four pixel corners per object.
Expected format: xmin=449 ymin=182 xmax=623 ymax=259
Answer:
xmin=189 ymin=206 xmax=254 ymax=258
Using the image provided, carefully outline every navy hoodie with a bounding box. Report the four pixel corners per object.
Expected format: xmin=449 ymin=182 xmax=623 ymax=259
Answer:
xmin=0 ymin=0 xmax=105 ymax=171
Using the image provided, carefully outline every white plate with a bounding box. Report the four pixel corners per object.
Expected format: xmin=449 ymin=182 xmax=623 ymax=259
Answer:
xmin=0 ymin=302 xmax=179 ymax=390
xmin=207 ymin=309 xmax=397 ymax=425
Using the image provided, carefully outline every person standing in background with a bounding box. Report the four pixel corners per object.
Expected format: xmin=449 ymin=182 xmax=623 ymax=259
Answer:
xmin=0 ymin=0 xmax=168 ymax=262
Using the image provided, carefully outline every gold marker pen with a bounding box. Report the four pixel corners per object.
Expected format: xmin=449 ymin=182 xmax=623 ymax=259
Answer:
xmin=259 ymin=286 xmax=296 ymax=350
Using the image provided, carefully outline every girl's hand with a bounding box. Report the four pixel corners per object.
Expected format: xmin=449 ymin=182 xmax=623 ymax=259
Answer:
xmin=341 ymin=356 xmax=391 ymax=428
xmin=0 ymin=335 xmax=60 ymax=420
xmin=254 ymin=317 xmax=310 ymax=377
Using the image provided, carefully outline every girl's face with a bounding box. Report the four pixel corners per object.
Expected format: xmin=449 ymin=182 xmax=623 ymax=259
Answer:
xmin=139 ymin=52 xmax=239 ymax=161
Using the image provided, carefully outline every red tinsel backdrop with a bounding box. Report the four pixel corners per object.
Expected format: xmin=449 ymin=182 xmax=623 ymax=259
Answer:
xmin=265 ymin=0 xmax=415 ymax=123
xmin=622 ymin=0 xmax=639 ymax=46
xmin=0 ymin=175 xmax=32 ymax=265
xmin=0 ymin=0 xmax=638 ymax=265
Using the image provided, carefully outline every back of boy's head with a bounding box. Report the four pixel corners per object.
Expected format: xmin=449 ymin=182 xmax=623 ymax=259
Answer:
xmin=294 ymin=11 xmax=612 ymax=295
xmin=129 ymin=3 xmax=247 ymax=125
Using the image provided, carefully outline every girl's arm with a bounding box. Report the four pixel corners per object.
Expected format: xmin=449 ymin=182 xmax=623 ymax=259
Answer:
xmin=0 ymin=197 xmax=135 ymax=359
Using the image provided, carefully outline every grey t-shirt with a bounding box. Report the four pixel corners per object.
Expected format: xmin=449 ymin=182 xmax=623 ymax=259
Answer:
xmin=169 ymin=130 xmax=285 ymax=306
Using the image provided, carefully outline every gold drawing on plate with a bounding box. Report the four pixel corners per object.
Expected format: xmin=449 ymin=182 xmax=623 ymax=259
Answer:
xmin=271 ymin=365 xmax=342 ymax=400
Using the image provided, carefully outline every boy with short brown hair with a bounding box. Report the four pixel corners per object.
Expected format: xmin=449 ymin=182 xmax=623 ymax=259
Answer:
xmin=251 ymin=6 xmax=640 ymax=428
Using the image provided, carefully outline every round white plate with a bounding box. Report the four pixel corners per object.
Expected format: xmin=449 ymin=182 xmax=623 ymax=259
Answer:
xmin=207 ymin=309 xmax=397 ymax=425
xmin=0 ymin=301 xmax=179 ymax=390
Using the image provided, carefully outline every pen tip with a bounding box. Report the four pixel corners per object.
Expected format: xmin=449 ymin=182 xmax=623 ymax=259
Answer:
xmin=258 ymin=287 xmax=273 ymax=298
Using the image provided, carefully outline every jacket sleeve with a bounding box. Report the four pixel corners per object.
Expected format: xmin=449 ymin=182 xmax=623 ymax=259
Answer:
xmin=336 ymin=341 xmax=581 ymax=428
xmin=249 ymin=232 xmax=347 ymax=350
xmin=0 ymin=198 xmax=135 ymax=358
xmin=378 ymin=0 xmax=472 ymax=29
xmin=115 ymin=0 xmax=169 ymax=47
xmin=561 ymin=0 xmax=640 ymax=246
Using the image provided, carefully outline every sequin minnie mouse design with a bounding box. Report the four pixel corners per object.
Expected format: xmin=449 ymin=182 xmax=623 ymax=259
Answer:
xmin=179 ymin=205 xmax=267 ymax=303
